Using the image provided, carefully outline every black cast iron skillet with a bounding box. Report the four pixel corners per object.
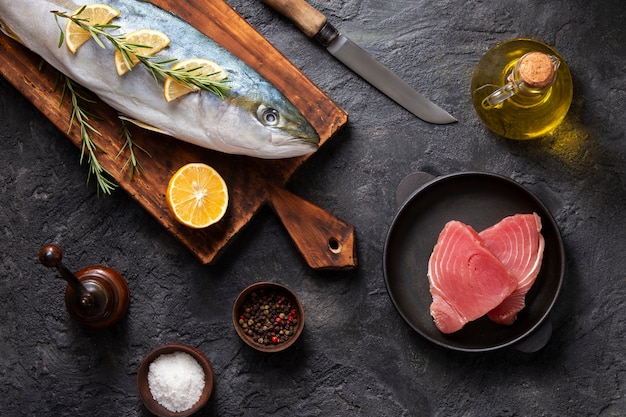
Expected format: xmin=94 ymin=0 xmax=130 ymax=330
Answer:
xmin=383 ymin=172 xmax=564 ymax=352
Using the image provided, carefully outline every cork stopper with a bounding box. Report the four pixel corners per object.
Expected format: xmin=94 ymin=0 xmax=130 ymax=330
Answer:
xmin=517 ymin=52 xmax=556 ymax=89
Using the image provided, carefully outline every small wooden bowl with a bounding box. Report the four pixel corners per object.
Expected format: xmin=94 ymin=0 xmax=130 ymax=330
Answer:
xmin=232 ymin=282 xmax=305 ymax=353
xmin=136 ymin=344 xmax=214 ymax=417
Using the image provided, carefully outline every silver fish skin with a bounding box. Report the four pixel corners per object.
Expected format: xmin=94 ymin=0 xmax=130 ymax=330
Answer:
xmin=0 ymin=0 xmax=320 ymax=158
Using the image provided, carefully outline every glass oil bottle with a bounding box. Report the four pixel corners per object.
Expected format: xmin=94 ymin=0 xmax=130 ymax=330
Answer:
xmin=471 ymin=38 xmax=573 ymax=140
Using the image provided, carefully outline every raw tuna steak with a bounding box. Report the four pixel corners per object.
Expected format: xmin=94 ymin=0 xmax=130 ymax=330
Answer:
xmin=427 ymin=221 xmax=518 ymax=334
xmin=480 ymin=213 xmax=545 ymax=325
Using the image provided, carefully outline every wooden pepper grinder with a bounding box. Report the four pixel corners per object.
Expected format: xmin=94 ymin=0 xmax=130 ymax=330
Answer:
xmin=38 ymin=244 xmax=130 ymax=329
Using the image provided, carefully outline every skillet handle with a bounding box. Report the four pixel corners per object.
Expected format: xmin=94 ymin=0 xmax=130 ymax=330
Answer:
xmin=395 ymin=171 xmax=436 ymax=206
xmin=268 ymin=185 xmax=357 ymax=270
xmin=513 ymin=319 xmax=553 ymax=353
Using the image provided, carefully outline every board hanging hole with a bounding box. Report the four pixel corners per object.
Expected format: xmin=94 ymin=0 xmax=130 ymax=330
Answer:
xmin=328 ymin=237 xmax=342 ymax=254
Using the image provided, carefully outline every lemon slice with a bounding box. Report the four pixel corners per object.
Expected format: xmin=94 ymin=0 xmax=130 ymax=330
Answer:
xmin=114 ymin=29 xmax=170 ymax=75
xmin=65 ymin=4 xmax=120 ymax=54
xmin=166 ymin=163 xmax=228 ymax=228
xmin=163 ymin=58 xmax=228 ymax=102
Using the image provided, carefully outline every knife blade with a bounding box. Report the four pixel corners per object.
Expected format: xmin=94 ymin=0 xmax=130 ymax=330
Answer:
xmin=262 ymin=0 xmax=457 ymax=124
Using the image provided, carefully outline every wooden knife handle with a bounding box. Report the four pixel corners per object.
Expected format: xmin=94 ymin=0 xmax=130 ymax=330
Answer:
xmin=262 ymin=0 xmax=327 ymax=38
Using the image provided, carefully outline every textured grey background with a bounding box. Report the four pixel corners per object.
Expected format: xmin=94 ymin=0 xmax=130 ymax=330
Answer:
xmin=1 ymin=0 xmax=625 ymax=416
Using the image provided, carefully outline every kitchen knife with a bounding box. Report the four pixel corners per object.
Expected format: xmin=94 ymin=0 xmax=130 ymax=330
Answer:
xmin=262 ymin=0 xmax=457 ymax=124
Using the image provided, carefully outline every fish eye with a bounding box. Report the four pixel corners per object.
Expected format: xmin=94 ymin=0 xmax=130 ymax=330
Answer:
xmin=257 ymin=105 xmax=280 ymax=126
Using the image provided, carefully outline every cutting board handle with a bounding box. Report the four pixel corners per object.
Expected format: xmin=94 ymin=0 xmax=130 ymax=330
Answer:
xmin=268 ymin=186 xmax=357 ymax=270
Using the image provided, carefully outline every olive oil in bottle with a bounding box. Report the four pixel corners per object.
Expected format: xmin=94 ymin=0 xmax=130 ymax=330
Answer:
xmin=471 ymin=38 xmax=573 ymax=140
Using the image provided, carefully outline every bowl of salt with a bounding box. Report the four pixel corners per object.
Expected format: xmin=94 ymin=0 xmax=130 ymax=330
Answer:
xmin=137 ymin=343 xmax=214 ymax=417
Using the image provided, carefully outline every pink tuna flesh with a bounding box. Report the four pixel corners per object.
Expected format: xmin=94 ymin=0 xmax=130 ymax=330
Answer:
xmin=427 ymin=221 xmax=518 ymax=334
xmin=480 ymin=213 xmax=545 ymax=325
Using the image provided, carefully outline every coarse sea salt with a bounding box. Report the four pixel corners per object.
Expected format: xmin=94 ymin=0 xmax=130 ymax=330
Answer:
xmin=147 ymin=351 xmax=205 ymax=412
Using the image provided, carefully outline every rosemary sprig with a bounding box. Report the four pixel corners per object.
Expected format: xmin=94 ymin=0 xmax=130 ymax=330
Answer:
xmin=116 ymin=120 xmax=150 ymax=180
xmin=52 ymin=9 xmax=230 ymax=98
xmin=60 ymin=77 xmax=117 ymax=195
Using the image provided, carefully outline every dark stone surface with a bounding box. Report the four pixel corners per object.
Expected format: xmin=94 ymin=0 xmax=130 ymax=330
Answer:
xmin=1 ymin=0 xmax=625 ymax=416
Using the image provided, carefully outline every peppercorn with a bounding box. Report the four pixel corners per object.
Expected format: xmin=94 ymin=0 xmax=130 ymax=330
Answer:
xmin=237 ymin=288 xmax=299 ymax=347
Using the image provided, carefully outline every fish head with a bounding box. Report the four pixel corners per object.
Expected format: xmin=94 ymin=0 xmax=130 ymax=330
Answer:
xmin=216 ymin=83 xmax=320 ymax=159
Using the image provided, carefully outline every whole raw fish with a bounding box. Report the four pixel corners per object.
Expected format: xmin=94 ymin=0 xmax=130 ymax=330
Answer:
xmin=0 ymin=0 xmax=320 ymax=158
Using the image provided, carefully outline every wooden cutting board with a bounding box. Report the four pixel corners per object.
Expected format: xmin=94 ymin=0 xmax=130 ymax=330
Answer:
xmin=0 ymin=0 xmax=356 ymax=270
